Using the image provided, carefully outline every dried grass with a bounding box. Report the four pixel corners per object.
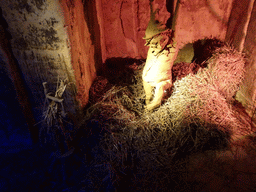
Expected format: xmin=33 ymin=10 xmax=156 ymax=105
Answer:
xmin=80 ymin=45 xmax=254 ymax=191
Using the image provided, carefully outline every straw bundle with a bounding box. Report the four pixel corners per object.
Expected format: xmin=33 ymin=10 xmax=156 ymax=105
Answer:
xmin=78 ymin=44 xmax=252 ymax=191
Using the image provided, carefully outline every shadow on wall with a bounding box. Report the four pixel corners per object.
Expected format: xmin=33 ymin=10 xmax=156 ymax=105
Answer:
xmin=166 ymin=0 xmax=176 ymax=28
xmin=101 ymin=57 xmax=145 ymax=85
xmin=83 ymin=0 xmax=103 ymax=74
xmin=0 ymin=56 xmax=32 ymax=154
xmin=0 ymin=8 xmax=33 ymax=153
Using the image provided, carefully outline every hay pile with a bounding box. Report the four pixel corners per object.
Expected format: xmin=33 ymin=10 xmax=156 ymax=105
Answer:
xmin=78 ymin=45 xmax=253 ymax=191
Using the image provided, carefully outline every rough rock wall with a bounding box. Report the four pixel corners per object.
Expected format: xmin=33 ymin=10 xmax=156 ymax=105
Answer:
xmin=243 ymin=1 xmax=256 ymax=117
xmin=99 ymin=0 xmax=143 ymax=59
xmin=175 ymin=0 xmax=232 ymax=45
xmin=229 ymin=0 xmax=256 ymax=118
xmin=225 ymin=0 xmax=254 ymax=51
xmin=98 ymin=0 xmax=233 ymax=61
xmin=0 ymin=0 xmax=78 ymax=127
xmin=60 ymin=0 xmax=97 ymax=107
xmin=97 ymin=0 xmax=171 ymax=60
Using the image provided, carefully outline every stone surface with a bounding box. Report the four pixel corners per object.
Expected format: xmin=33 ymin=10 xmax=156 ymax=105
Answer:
xmin=60 ymin=0 xmax=97 ymax=107
xmin=98 ymin=0 xmax=232 ymax=60
xmin=175 ymin=0 xmax=232 ymax=45
xmin=237 ymin=1 xmax=256 ymax=118
xmin=226 ymin=0 xmax=256 ymax=118
xmin=0 ymin=0 xmax=81 ymax=125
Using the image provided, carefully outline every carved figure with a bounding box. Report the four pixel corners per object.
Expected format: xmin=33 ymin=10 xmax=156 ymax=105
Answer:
xmin=142 ymin=0 xmax=179 ymax=111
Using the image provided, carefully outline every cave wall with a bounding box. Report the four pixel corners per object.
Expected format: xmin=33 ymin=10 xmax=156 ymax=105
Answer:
xmin=175 ymin=0 xmax=232 ymax=44
xmin=0 ymin=0 xmax=98 ymax=142
xmin=60 ymin=0 xmax=97 ymax=107
xmin=98 ymin=0 xmax=233 ymax=61
xmin=243 ymin=1 xmax=256 ymax=119
xmin=0 ymin=0 xmax=235 ymax=114
xmin=1 ymin=0 xmax=256 ymax=144
xmin=0 ymin=0 xmax=75 ymax=119
xmin=227 ymin=0 xmax=256 ymax=118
